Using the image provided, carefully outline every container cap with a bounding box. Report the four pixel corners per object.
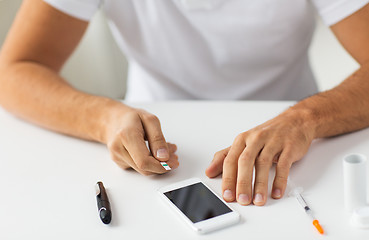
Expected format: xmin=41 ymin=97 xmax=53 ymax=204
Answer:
xmin=351 ymin=207 xmax=369 ymax=229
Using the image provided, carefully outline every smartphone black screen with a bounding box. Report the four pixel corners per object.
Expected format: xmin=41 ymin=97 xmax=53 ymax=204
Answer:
xmin=164 ymin=182 xmax=232 ymax=223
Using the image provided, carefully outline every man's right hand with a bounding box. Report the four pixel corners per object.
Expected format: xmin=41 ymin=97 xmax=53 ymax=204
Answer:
xmin=0 ymin=0 xmax=178 ymax=176
xmin=105 ymin=108 xmax=179 ymax=175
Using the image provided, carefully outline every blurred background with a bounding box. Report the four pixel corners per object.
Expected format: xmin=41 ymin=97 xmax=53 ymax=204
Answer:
xmin=0 ymin=0 xmax=360 ymax=99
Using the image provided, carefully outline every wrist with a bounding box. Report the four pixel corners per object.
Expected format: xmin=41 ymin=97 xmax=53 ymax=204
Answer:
xmin=94 ymin=99 xmax=133 ymax=144
xmin=282 ymin=105 xmax=319 ymax=140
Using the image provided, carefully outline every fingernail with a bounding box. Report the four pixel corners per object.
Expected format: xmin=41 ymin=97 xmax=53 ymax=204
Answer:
xmin=223 ymin=190 xmax=233 ymax=201
xmin=254 ymin=193 xmax=264 ymax=204
xmin=238 ymin=194 xmax=250 ymax=205
xmin=156 ymin=148 xmax=169 ymax=159
xmin=272 ymin=189 xmax=281 ymax=198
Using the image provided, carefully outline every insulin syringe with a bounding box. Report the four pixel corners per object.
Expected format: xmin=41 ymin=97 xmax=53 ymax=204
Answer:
xmin=288 ymin=179 xmax=324 ymax=235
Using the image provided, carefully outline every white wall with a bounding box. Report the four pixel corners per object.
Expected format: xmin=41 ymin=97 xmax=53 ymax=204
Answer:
xmin=309 ymin=20 xmax=359 ymax=91
xmin=0 ymin=0 xmax=22 ymax=42
xmin=0 ymin=1 xmax=360 ymax=98
xmin=60 ymin=10 xmax=127 ymax=99
xmin=0 ymin=0 xmax=127 ymax=99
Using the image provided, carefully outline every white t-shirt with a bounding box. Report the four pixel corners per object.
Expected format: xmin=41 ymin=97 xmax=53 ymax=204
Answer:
xmin=44 ymin=0 xmax=369 ymax=101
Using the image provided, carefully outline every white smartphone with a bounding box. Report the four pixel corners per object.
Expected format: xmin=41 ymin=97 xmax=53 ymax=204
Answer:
xmin=157 ymin=178 xmax=240 ymax=234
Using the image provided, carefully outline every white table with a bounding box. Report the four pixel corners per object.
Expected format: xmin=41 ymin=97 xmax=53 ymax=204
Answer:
xmin=1 ymin=101 xmax=369 ymax=239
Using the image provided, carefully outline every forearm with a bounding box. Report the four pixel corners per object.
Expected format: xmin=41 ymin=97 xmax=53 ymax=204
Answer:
xmin=0 ymin=61 xmax=131 ymax=143
xmin=287 ymin=63 xmax=369 ymax=139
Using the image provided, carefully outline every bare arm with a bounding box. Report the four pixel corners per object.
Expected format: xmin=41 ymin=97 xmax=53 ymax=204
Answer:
xmin=0 ymin=0 xmax=112 ymax=141
xmin=0 ymin=0 xmax=178 ymax=174
xmin=294 ymin=4 xmax=369 ymax=139
xmin=206 ymin=4 xmax=369 ymax=206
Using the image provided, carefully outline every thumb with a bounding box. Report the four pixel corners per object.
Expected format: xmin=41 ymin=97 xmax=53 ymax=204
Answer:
xmin=140 ymin=112 xmax=170 ymax=161
xmin=205 ymin=147 xmax=230 ymax=178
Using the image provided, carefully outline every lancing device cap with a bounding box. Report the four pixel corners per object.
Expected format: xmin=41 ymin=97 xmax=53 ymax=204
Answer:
xmin=351 ymin=207 xmax=369 ymax=229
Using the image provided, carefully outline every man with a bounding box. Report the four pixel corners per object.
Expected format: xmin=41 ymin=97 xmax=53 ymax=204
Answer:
xmin=1 ymin=0 xmax=369 ymax=207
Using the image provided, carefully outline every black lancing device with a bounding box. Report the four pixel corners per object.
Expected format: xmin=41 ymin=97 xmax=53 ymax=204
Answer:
xmin=95 ymin=181 xmax=112 ymax=224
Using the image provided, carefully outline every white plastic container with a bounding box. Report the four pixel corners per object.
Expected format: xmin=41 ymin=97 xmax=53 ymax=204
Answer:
xmin=343 ymin=154 xmax=368 ymax=214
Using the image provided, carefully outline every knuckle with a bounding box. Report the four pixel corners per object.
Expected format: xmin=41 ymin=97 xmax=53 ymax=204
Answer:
xmin=119 ymin=128 xmax=131 ymax=142
xmin=169 ymin=143 xmax=178 ymax=152
xmin=237 ymin=179 xmax=250 ymax=188
xmin=110 ymin=154 xmax=120 ymax=163
xmin=120 ymin=127 xmax=143 ymax=143
xmin=214 ymin=150 xmax=225 ymax=159
xmin=213 ymin=151 xmax=221 ymax=159
xmin=254 ymin=181 xmax=268 ymax=189
xmin=252 ymin=130 xmax=266 ymax=140
xmin=150 ymin=134 xmax=165 ymax=143
xmin=109 ymin=142 xmax=121 ymax=154
xmin=222 ymin=176 xmax=236 ymax=186
xmin=239 ymin=151 xmax=253 ymax=163
xmin=175 ymin=160 xmax=180 ymax=167
xmin=274 ymin=175 xmax=288 ymax=184
xmin=126 ymin=110 xmax=139 ymax=117
xmin=224 ymin=156 xmax=236 ymax=165
xmin=235 ymin=132 xmax=246 ymax=143
xmin=264 ymin=146 xmax=280 ymax=157
xmin=256 ymin=156 xmax=272 ymax=166
xmin=143 ymin=113 xmax=160 ymax=124
xmin=136 ymin=160 xmax=148 ymax=171
xmin=125 ymin=110 xmax=142 ymax=123
xmin=107 ymin=140 xmax=114 ymax=150
xmin=169 ymin=160 xmax=179 ymax=169
xmin=277 ymin=160 xmax=292 ymax=169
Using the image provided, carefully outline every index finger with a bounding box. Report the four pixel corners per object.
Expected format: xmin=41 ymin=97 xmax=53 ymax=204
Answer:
xmin=222 ymin=135 xmax=246 ymax=202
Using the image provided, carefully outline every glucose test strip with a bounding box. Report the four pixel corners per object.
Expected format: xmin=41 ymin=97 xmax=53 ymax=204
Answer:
xmin=160 ymin=162 xmax=171 ymax=171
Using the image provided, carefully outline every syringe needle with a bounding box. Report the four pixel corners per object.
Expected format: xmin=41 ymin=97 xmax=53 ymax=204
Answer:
xmin=299 ymin=194 xmax=325 ymax=235
xmin=288 ymin=179 xmax=324 ymax=235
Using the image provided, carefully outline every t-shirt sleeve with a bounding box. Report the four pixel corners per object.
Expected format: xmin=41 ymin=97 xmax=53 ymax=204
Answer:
xmin=43 ymin=0 xmax=101 ymax=21
xmin=311 ymin=0 xmax=369 ymax=26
